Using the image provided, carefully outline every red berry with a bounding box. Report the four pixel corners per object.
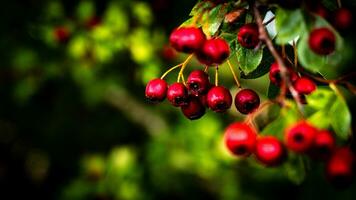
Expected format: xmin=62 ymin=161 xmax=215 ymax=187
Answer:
xmin=254 ymin=136 xmax=286 ymax=166
xmin=326 ymin=147 xmax=355 ymax=187
xmin=234 ymin=89 xmax=260 ymax=115
xmin=169 ymin=27 xmax=206 ymax=53
xmin=285 ymin=121 xmax=318 ymax=153
xmin=224 ymin=122 xmax=257 ymax=157
xmin=206 ymin=86 xmax=232 ymax=113
xmin=237 ymin=23 xmax=259 ymax=49
xmin=333 ymin=8 xmax=353 ymax=31
xmin=308 ymin=28 xmax=336 ymax=55
xmin=187 ymin=70 xmax=210 ymax=96
xmin=162 ymin=45 xmax=178 ymax=60
xmin=181 ymin=96 xmax=206 ymax=120
xmin=269 ymin=62 xmax=298 ymax=86
xmin=167 ymin=83 xmax=189 ymax=107
xmin=310 ymin=130 xmax=336 ymax=161
xmin=197 ymin=38 xmax=230 ymax=66
xmin=54 ymin=26 xmax=70 ymax=43
xmin=145 ymin=78 xmax=168 ymax=103
xmin=293 ymin=77 xmax=316 ymax=95
xmin=86 ymin=16 xmax=101 ymax=29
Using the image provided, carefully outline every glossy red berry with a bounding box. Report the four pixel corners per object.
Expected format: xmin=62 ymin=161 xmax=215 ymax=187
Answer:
xmin=169 ymin=27 xmax=206 ymax=53
xmin=309 ymin=28 xmax=336 ymax=55
xmin=254 ymin=136 xmax=286 ymax=166
xmin=333 ymin=8 xmax=353 ymax=31
xmin=197 ymin=38 xmax=230 ymax=66
xmin=224 ymin=122 xmax=257 ymax=157
xmin=326 ymin=147 xmax=355 ymax=187
xmin=206 ymin=86 xmax=232 ymax=113
xmin=293 ymin=77 xmax=316 ymax=95
xmin=181 ymin=96 xmax=206 ymax=120
xmin=310 ymin=130 xmax=336 ymax=161
xmin=145 ymin=78 xmax=168 ymax=103
xmin=269 ymin=62 xmax=299 ymax=86
xmin=161 ymin=45 xmax=178 ymax=60
xmin=285 ymin=121 xmax=318 ymax=153
xmin=167 ymin=83 xmax=189 ymax=107
xmin=187 ymin=70 xmax=210 ymax=96
xmin=234 ymin=89 xmax=260 ymax=115
xmin=54 ymin=26 xmax=70 ymax=43
xmin=237 ymin=23 xmax=259 ymax=49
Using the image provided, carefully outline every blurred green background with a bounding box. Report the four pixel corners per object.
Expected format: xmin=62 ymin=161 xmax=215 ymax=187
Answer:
xmin=0 ymin=0 xmax=355 ymax=200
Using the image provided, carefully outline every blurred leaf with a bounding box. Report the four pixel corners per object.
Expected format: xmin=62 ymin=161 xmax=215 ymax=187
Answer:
xmin=202 ymin=4 xmax=228 ymax=36
xmin=308 ymin=110 xmax=330 ymax=129
xmin=275 ymin=9 xmax=305 ymax=44
xmin=267 ymin=83 xmax=280 ymax=99
xmin=284 ymin=154 xmax=306 ymax=185
xmin=104 ymin=4 xmax=129 ymax=34
xmin=76 ymin=0 xmax=95 ymax=22
xmin=306 ymin=87 xmax=335 ymax=110
xmin=132 ymin=2 xmax=153 ymax=25
xmin=330 ymin=96 xmax=351 ymax=140
xmin=236 ymin=44 xmax=263 ymax=75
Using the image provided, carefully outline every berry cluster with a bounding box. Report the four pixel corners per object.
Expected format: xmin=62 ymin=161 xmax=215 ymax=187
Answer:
xmin=224 ymin=121 xmax=355 ymax=185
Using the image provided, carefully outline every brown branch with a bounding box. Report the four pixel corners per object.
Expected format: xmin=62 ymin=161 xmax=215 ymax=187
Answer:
xmin=252 ymin=4 xmax=303 ymax=111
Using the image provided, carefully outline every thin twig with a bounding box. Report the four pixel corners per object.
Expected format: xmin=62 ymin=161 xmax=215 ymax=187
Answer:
xmin=160 ymin=63 xmax=183 ymax=79
xmin=252 ymin=4 xmax=303 ymax=111
xmin=215 ymin=65 xmax=219 ymax=86
xmin=227 ymin=60 xmax=242 ymax=88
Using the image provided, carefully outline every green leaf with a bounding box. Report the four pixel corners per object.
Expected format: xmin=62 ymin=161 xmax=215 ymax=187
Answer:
xmin=189 ymin=1 xmax=213 ymax=17
xmin=284 ymin=154 xmax=306 ymax=185
xmin=297 ymin=16 xmax=344 ymax=76
xmin=308 ymin=111 xmax=330 ymax=129
xmin=275 ymin=9 xmax=306 ymax=44
xmin=330 ymin=96 xmax=351 ymax=140
xmin=202 ymin=5 xmax=228 ymax=36
xmin=306 ymin=87 xmax=335 ymax=110
xmin=267 ymin=83 xmax=280 ymax=99
xmin=261 ymin=116 xmax=286 ymax=140
xmin=236 ymin=44 xmax=263 ymax=75
xmin=241 ymin=48 xmax=274 ymax=79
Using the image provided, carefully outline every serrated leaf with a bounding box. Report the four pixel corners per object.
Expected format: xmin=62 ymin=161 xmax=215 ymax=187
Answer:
xmin=202 ymin=4 xmax=228 ymax=36
xmin=297 ymin=17 xmax=344 ymax=76
xmin=236 ymin=44 xmax=263 ymax=75
xmin=241 ymin=48 xmax=274 ymax=79
xmin=330 ymin=96 xmax=351 ymax=140
xmin=275 ymin=9 xmax=306 ymax=44
xmin=220 ymin=32 xmax=237 ymax=57
xmin=189 ymin=1 xmax=213 ymax=16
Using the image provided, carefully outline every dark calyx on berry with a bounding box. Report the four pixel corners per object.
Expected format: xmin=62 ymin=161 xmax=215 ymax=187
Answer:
xmin=285 ymin=121 xmax=317 ymax=153
xmin=197 ymin=38 xmax=230 ymax=66
xmin=224 ymin=122 xmax=257 ymax=157
xmin=235 ymin=89 xmax=260 ymax=115
xmin=145 ymin=78 xmax=168 ymax=103
xmin=181 ymin=96 xmax=206 ymax=120
xmin=169 ymin=27 xmax=206 ymax=53
xmin=269 ymin=62 xmax=299 ymax=86
xmin=207 ymin=86 xmax=232 ymax=113
xmin=237 ymin=23 xmax=259 ymax=49
xmin=187 ymin=70 xmax=210 ymax=96
xmin=167 ymin=82 xmax=189 ymax=107
xmin=308 ymin=27 xmax=336 ymax=55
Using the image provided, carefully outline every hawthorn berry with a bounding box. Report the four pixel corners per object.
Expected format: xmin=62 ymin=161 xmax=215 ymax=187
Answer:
xmin=224 ymin=122 xmax=257 ymax=157
xmin=254 ymin=136 xmax=286 ymax=166
xmin=234 ymin=89 xmax=260 ymax=115
xmin=308 ymin=28 xmax=336 ymax=55
xmin=309 ymin=130 xmax=335 ymax=161
xmin=332 ymin=8 xmax=353 ymax=31
xmin=326 ymin=147 xmax=355 ymax=187
xmin=85 ymin=16 xmax=101 ymax=29
xmin=207 ymin=86 xmax=232 ymax=113
xmin=285 ymin=121 xmax=318 ymax=153
xmin=167 ymin=82 xmax=189 ymax=107
xmin=181 ymin=96 xmax=206 ymax=120
xmin=197 ymin=38 xmax=230 ymax=66
xmin=162 ymin=45 xmax=178 ymax=61
xmin=169 ymin=27 xmax=206 ymax=53
xmin=293 ymin=77 xmax=316 ymax=95
xmin=269 ymin=62 xmax=298 ymax=86
xmin=187 ymin=70 xmax=210 ymax=96
xmin=145 ymin=78 xmax=168 ymax=103
xmin=237 ymin=23 xmax=259 ymax=49
xmin=54 ymin=26 xmax=70 ymax=43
